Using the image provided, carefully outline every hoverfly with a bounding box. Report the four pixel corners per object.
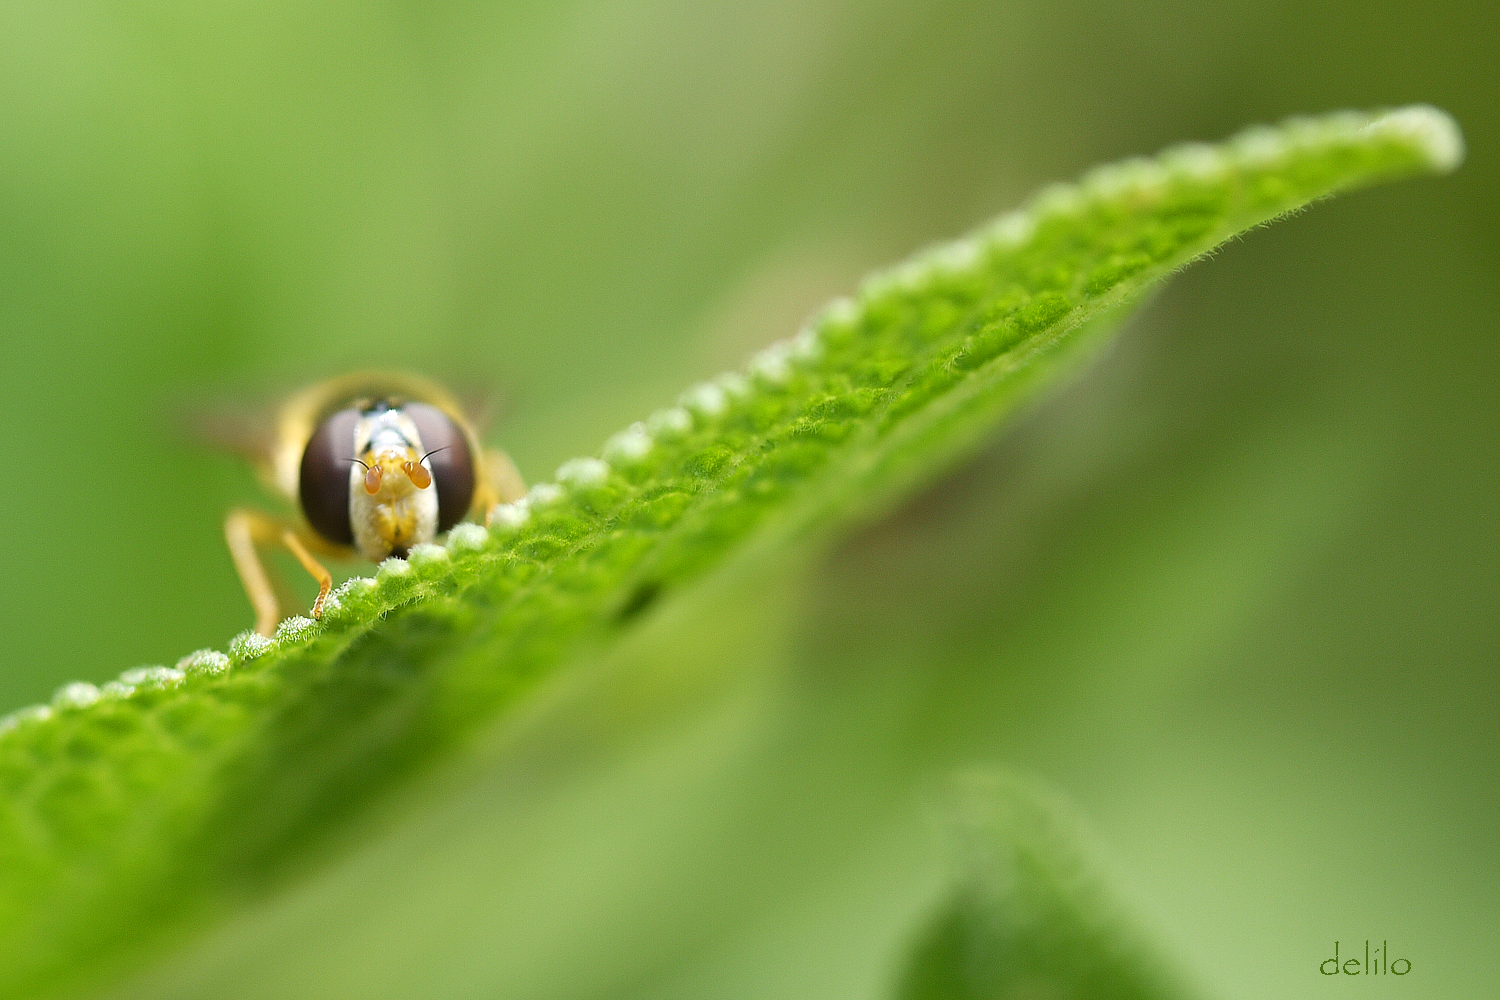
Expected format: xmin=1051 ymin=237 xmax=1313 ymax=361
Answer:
xmin=221 ymin=372 xmax=525 ymax=636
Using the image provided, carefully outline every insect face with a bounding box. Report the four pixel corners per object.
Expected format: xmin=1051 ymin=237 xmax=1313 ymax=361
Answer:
xmin=297 ymin=400 xmax=477 ymax=561
xmin=349 ymin=406 xmax=439 ymax=560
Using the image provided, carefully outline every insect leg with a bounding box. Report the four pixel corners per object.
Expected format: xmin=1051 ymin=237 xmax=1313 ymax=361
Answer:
xmin=225 ymin=507 xmax=287 ymax=638
xmin=281 ymin=530 xmax=333 ymax=621
xmin=477 ymin=447 xmax=527 ymax=525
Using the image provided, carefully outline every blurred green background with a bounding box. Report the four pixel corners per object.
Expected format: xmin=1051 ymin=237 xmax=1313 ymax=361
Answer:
xmin=1 ymin=1 xmax=1495 ymax=998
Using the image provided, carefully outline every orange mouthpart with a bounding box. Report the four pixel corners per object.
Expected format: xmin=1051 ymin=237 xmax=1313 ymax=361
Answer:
xmin=364 ymin=465 xmax=382 ymax=494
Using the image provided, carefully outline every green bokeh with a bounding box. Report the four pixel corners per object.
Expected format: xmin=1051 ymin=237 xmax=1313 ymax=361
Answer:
xmin=1 ymin=2 xmax=1495 ymax=998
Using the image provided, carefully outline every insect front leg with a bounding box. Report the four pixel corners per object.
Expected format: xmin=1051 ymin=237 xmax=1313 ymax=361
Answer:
xmin=281 ymin=530 xmax=333 ymax=623
xmin=477 ymin=447 xmax=527 ymax=525
xmin=225 ymin=510 xmax=345 ymax=636
xmin=224 ymin=508 xmax=288 ymax=637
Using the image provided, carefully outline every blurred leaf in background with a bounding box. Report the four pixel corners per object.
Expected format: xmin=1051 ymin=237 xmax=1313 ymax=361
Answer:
xmin=0 ymin=1 xmax=1495 ymax=998
xmin=896 ymin=772 xmax=1195 ymax=1000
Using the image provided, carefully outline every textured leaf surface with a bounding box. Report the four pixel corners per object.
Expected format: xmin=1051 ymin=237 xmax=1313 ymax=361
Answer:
xmin=0 ymin=106 xmax=1461 ymax=999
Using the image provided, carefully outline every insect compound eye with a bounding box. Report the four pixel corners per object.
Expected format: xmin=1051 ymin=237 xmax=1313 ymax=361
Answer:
xmin=404 ymin=403 xmax=476 ymax=532
xmin=299 ymin=407 xmax=361 ymax=545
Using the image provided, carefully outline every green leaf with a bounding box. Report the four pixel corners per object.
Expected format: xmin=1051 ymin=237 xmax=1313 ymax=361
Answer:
xmin=895 ymin=773 xmax=1199 ymax=1000
xmin=0 ymin=106 xmax=1461 ymax=999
